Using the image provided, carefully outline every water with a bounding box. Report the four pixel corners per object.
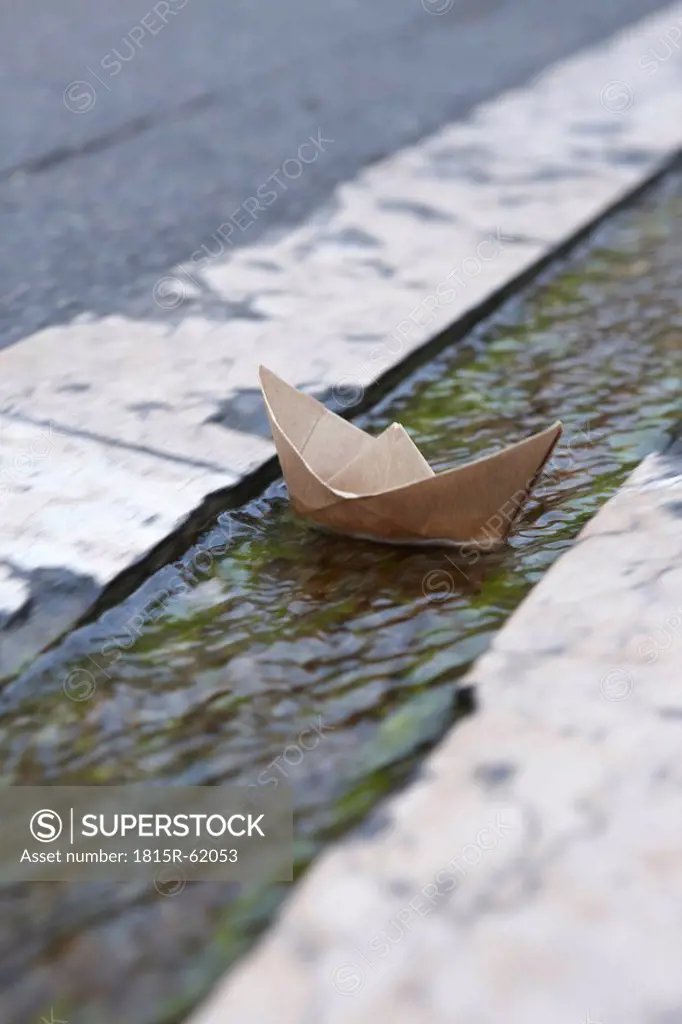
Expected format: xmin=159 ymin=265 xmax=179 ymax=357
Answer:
xmin=1 ymin=172 xmax=681 ymax=1023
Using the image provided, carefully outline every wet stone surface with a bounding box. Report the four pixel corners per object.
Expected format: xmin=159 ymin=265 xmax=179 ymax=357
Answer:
xmin=1 ymin=173 xmax=681 ymax=1023
xmin=193 ymin=433 xmax=682 ymax=1024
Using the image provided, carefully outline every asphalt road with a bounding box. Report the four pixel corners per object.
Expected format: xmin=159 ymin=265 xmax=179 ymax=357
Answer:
xmin=0 ymin=0 xmax=671 ymax=350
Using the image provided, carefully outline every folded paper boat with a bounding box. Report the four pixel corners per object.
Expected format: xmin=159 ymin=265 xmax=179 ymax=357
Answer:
xmin=259 ymin=366 xmax=562 ymax=548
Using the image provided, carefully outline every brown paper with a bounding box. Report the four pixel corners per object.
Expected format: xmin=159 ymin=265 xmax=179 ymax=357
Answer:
xmin=259 ymin=366 xmax=562 ymax=548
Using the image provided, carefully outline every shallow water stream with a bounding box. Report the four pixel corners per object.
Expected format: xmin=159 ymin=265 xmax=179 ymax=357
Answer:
xmin=1 ymin=171 xmax=681 ymax=1023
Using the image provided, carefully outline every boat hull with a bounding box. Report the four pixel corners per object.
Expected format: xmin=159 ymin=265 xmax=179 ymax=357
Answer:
xmin=259 ymin=366 xmax=562 ymax=546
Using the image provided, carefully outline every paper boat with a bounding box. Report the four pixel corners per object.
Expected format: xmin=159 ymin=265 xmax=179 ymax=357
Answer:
xmin=259 ymin=366 xmax=562 ymax=548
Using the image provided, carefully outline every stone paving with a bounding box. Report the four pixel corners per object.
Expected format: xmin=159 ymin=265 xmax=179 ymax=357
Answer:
xmin=2 ymin=3 xmax=682 ymax=678
xmin=187 ymin=433 xmax=682 ymax=1024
